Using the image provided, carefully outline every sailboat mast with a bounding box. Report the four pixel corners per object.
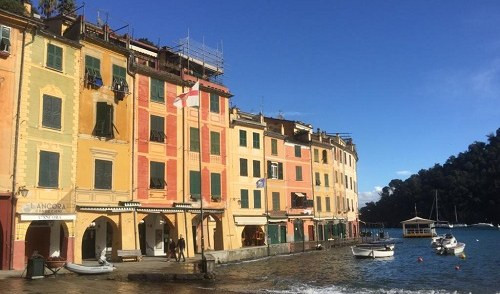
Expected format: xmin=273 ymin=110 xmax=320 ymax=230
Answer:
xmin=435 ymin=190 xmax=439 ymax=222
xmin=454 ymin=205 xmax=458 ymax=223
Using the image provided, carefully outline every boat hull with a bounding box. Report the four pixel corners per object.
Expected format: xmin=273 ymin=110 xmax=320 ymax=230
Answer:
xmin=65 ymin=263 xmax=115 ymax=275
xmin=351 ymin=245 xmax=394 ymax=258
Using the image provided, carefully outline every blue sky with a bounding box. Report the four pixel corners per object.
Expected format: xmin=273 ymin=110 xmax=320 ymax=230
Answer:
xmin=42 ymin=1 xmax=500 ymax=206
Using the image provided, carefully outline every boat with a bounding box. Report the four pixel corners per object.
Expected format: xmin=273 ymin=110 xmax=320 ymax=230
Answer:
xmin=401 ymin=216 xmax=436 ymax=238
xmin=351 ymin=243 xmax=395 ymax=258
xmin=434 ymin=234 xmax=466 ymax=255
xmin=65 ymin=262 xmax=115 ymax=275
xmin=430 ymin=190 xmax=453 ymax=229
xmin=470 ymin=223 xmax=495 ymax=229
xmin=452 ymin=205 xmax=467 ymax=228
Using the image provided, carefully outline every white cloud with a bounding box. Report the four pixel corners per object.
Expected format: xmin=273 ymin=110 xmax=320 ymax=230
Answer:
xmin=358 ymin=186 xmax=383 ymax=207
xmin=396 ymin=170 xmax=412 ymax=176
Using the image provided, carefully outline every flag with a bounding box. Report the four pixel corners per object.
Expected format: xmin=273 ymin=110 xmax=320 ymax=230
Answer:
xmin=256 ymin=178 xmax=266 ymax=188
xmin=174 ymin=81 xmax=199 ymax=108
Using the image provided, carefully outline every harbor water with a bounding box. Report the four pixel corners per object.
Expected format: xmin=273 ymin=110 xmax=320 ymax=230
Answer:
xmin=1 ymin=228 xmax=499 ymax=293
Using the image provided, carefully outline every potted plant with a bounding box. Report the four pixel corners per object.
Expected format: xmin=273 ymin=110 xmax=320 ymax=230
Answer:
xmin=45 ymin=256 xmax=66 ymax=269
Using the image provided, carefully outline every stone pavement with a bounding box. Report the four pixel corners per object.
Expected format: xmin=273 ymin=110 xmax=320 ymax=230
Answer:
xmin=0 ymin=255 xmax=204 ymax=281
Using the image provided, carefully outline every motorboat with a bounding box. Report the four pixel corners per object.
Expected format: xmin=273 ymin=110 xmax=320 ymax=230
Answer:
xmin=351 ymin=243 xmax=395 ymax=258
xmin=65 ymin=262 xmax=115 ymax=275
xmin=470 ymin=223 xmax=495 ymax=229
xmin=435 ymin=221 xmax=453 ymax=229
xmin=434 ymin=234 xmax=465 ymax=255
xmin=431 ymin=235 xmax=445 ymax=247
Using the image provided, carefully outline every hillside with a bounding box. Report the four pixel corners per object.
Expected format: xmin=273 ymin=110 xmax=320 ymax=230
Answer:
xmin=360 ymin=128 xmax=500 ymax=227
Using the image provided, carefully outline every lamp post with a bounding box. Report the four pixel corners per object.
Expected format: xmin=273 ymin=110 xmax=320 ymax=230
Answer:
xmin=17 ymin=186 xmax=29 ymax=198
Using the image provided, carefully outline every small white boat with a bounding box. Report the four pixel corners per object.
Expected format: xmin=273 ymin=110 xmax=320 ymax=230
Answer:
xmin=65 ymin=262 xmax=115 ymax=275
xmin=470 ymin=223 xmax=495 ymax=229
xmin=434 ymin=234 xmax=465 ymax=255
xmin=351 ymin=244 xmax=395 ymax=258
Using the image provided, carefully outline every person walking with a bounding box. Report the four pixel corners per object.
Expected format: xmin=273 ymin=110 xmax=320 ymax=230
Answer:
xmin=177 ymin=234 xmax=186 ymax=262
xmin=167 ymin=238 xmax=176 ymax=262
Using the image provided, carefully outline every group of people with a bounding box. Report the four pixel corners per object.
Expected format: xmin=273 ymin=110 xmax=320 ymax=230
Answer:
xmin=166 ymin=234 xmax=186 ymax=262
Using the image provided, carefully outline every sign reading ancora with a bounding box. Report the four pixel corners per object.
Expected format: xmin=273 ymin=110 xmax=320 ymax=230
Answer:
xmin=22 ymin=203 xmax=69 ymax=214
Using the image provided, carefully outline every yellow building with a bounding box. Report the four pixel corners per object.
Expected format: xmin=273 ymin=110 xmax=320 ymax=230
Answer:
xmin=227 ymin=108 xmax=267 ymax=249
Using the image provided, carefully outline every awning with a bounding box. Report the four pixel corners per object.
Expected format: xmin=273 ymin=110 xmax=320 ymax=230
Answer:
xmin=294 ymin=192 xmax=305 ymax=197
xmin=234 ymin=216 xmax=267 ymax=226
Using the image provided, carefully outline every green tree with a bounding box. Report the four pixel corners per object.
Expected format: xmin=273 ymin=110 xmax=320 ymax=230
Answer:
xmin=57 ymin=0 xmax=75 ymax=15
xmin=38 ymin=0 xmax=56 ymax=18
xmin=0 ymin=0 xmax=26 ymax=15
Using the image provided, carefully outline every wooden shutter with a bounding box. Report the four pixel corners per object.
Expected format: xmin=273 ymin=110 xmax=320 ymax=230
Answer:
xmin=271 ymin=139 xmax=277 ymax=155
xmin=272 ymin=192 xmax=280 ymax=211
xmin=239 ymin=130 xmax=247 ymax=146
xmin=42 ymin=95 xmax=61 ymax=129
xmin=106 ymin=104 xmax=114 ymax=137
xmin=253 ymin=190 xmax=261 ymax=208
xmin=278 ymin=162 xmax=283 ymax=179
xmin=253 ymin=160 xmax=260 ymax=178
xmin=267 ymin=161 xmax=272 ymax=179
xmin=189 ymin=171 xmax=201 ymax=199
xmin=253 ymin=132 xmax=260 ymax=149
xmin=47 ymin=44 xmax=55 ymax=68
xmin=190 ymin=127 xmax=200 ymax=151
xmin=95 ymin=102 xmax=107 ymax=135
xmin=240 ymin=189 xmax=249 ymax=208
xmin=38 ymin=151 xmax=50 ymax=187
xmin=210 ymin=131 xmax=220 ymax=155
xmin=55 ymin=46 xmax=62 ymax=70
xmin=240 ymin=158 xmax=247 ymax=176
xmin=210 ymin=173 xmax=221 ymax=199
xmin=39 ymin=151 xmax=59 ymax=188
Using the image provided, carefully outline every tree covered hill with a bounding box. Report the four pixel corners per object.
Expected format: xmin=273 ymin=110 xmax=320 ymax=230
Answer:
xmin=360 ymin=128 xmax=500 ymax=227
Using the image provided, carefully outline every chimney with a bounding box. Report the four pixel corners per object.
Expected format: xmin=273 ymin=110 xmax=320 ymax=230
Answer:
xmin=23 ymin=0 xmax=32 ymax=15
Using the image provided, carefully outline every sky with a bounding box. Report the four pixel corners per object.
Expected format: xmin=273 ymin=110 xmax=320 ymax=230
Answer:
xmin=37 ymin=0 xmax=500 ymax=206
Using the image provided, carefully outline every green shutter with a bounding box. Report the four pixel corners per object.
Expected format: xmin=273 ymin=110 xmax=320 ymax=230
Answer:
xmin=295 ymin=145 xmax=301 ymax=157
xmin=324 ymin=174 xmax=329 ymax=187
xmin=278 ymin=162 xmax=283 ymax=180
xmin=314 ymin=149 xmax=319 ymax=162
xmin=211 ymin=173 xmax=221 ymax=199
xmin=240 ymin=189 xmax=249 ymax=208
xmin=150 ymin=161 xmax=165 ymax=189
xmin=112 ymin=64 xmax=126 ymax=80
xmin=296 ymin=166 xmax=302 ymax=181
xmin=252 ymin=132 xmax=260 ymax=149
xmin=210 ymin=131 xmax=220 ymax=155
xmin=150 ymin=115 xmax=165 ymax=142
xmin=315 ymin=172 xmax=320 ymax=185
xmin=39 ymin=151 xmax=59 ymax=188
xmin=239 ymin=130 xmax=247 ymax=147
xmin=210 ymin=93 xmax=219 ymax=113
xmin=95 ymin=102 xmax=107 ymax=136
xmin=106 ymin=104 xmax=114 ymax=137
xmin=190 ymin=127 xmax=200 ymax=152
xmin=267 ymin=161 xmax=272 ymax=179
xmin=316 ymin=196 xmax=322 ymax=212
xmin=326 ymin=197 xmax=331 ymax=212
xmin=268 ymin=225 xmax=279 ymax=244
xmin=95 ymin=159 xmax=112 ymax=189
xmin=190 ymin=171 xmax=201 ymax=199
xmin=240 ymin=158 xmax=248 ymax=176
xmin=272 ymin=192 xmax=280 ymax=211
xmin=253 ymin=190 xmax=261 ymax=208
xmin=271 ymin=139 xmax=278 ymax=155
xmin=42 ymin=95 xmax=61 ymax=129
xmin=151 ymin=79 xmax=164 ymax=102
xmin=253 ymin=160 xmax=260 ymax=178
xmin=47 ymin=44 xmax=62 ymax=70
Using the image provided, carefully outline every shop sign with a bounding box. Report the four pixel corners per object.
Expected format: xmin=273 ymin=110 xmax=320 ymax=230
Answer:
xmin=21 ymin=202 xmax=69 ymax=214
xmin=20 ymin=214 xmax=76 ymax=221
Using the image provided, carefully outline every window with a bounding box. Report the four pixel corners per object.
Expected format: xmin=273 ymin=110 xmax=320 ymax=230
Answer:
xmin=294 ymin=145 xmax=301 ymax=157
xmin=345 ymin=175 xmax=348 ymax=188
xmin=150 ymin=115 xmax=165 ymax=143
xmin=94 ymin=102 xmax=114 ymax=138
xmin=252 ymin=132 xmax=260 ymax=149
xmin=0 ymin=25 xmax=11 ymax=53
xmin=47 ymin=44 xmax=62 ymax=71
xmin=190 ymin=127 xmax=200 ymax=152
xmin=267 ymin=161 xmax=283 ymax=179
xmin=189 ymin=171 xmax=201 ymax=199
xmin=344 ymin=152 xmax=347 ymax=163
xmin=315 ymin=172 xmax=321 ymax=186
xmin=240 ymin=189 xmax=249 ymax=208
xmin=211 ymin=173 xmax=221 ymax=200
xmin=336 ymin=196 xmax=340 ymax=212
xmin=291 ymin=193 xmax=312 ymax=208
xmin=333 ymin=147 xmax=337 ymax=161
xmin=271 ymin=138 xmax=278 ymax=155
xmin=42 ymin=95 xmax=61 ymax=130
xmin=326 ymin=197 xmax=331 ymax=212
xmin=314 ymin=149 xmax=319 ymax=162
xmin=94 ymin=159 xmax=112 ymax=190
xmin=349 ymin=155 xmax=352 ymax=166
xmin=272 ymin=192 xmax=280 ymax=211
xmin=350 ymin=177 xmax=353 ymax=190
xmin=296 ymin=166 xmax=303 ymax=181
xmin=210 ymin=131 xmax=220 ymax=155
xmin=112 ymin=65 xmax=128 ymax=93
xmin=239 ymin=130 xmax=247 ymax=147
xmin=210 ymin=93 xmax=219 ymax=113
xmin=347 ymin=199 xmax=350 ymax=211
xmin=85 ymin=55 xmax=102 ymax=87
xmin=240 ymin=158 xmax=248 ymax=176
xmin=253 ymin=190 xmax=261 ymax=208
xmin=351 ymin=199 xmax=354 ymax=212
xmin=253 ymin=160 xmax=261 ymax=178
xmin=39 ymin=151 xmax=59 ymax=188
xmin=324 ymin=174 xmax=329 ymax=187
xmin=150 ymin=78 xmax=164 ymax=102
xmin=316 ymin=196 xmax=322 ymax=212
xmin=335 ymin=171 xmax=338 ymax=183
xmin=150 ymin=161 xmax=166 ymax=189
xmin=322 ymin=150 xmax=328 ymax=164
xmin=341 ymin=173 xmax=344 ymax=184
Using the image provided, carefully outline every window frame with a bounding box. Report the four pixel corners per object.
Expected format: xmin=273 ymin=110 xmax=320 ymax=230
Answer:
xmin=189 ymin=170 xmax=201 ymax=199
xmin=150 ymin=115 xmax=166 ymax=143
xmin=210 ymin=93 xmax=220 ymax=113
xmin=190 ymin=127 xmax=200 ymax=152
xmin=94 ymin=159 xmax=113 ymax=190
xmin=252 ymin=160 xmax=261 ymax=178
xmin=324 ymin=174 xmax=329 ymax=187
xmin=211 ymin=172 xmax=221 ymax=200
xmin=210 ymin=131 xmax=221 ymax=155
xmin=272 ymin=192 xmax=280 ymax=211
xmin=239 ymin=129 xmax=247 ymax=147
xmin=295 ymin=166 xmax=303 ymax=181
xmin=47 ymin=43 xmax=63 ymax=71
xmin=150 ymin=161 xmax=166 ymax=189
xmin=315 ymin=172 xmax=321 ymax=186
xmin=38 ymin=150 xmax=60 ymax=188
xmin=0 ymin=25 xmax=11 ymax=53
xmin=253 ymin=190 xmax=262 ymax=209
xmin=150 ymin=78 xmax=165 ymax=103
xmin=94 ymin=102 xmax=114 ymax=138
xmin=252 ymin=132 xmax=260 ymax=149
xmin=294 ymin=145 xmax=301 ymax=157
xmin=271 ymin=138 xmax=278 ymax=155
xmin=240 ymin=158 xmax=248 ymax=177
xmin=240 ymin=189 xmax=249 ymax=208
xmin=42 ymin=94 xmax=62 ymax=130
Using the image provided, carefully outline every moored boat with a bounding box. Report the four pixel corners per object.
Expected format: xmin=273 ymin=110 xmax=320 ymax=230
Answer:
xmin=434 ymin=233 xmax=466 ymax=255
xmin=351 ymin=244 xmax=395 ymax=258
xmin=65 ymin=262 xmax=115 ymax=275
xmin=470 ymin=223 xmax=495 ymax=229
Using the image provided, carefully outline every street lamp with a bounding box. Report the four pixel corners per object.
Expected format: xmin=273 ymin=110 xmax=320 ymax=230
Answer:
xmin=16 ymin=186 xmax=29 ymax=198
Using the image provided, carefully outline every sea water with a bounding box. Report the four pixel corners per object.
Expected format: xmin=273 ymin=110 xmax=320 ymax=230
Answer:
xmin=1 ymin=228 xmax=498 ymax=293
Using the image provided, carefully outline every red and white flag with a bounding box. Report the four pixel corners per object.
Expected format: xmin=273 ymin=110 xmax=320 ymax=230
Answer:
xmin=174 ymin=81 xmax=200 ymax=108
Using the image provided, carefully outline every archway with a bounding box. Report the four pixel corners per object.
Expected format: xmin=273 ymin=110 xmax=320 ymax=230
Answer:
xmin=25 ymin=221 xmax=69 ymax=263
xmin=0 ymin=222 xmax=3 ymax=267
xmin=241 ymin=225 xmax=265 ymax=247
xmin=191 ymin=213 xmax=223 ymax=253
xmin=138 ymin=214 xmax=174 ymax=256
xmin=81 ymin=216 xmax=119 ymax=260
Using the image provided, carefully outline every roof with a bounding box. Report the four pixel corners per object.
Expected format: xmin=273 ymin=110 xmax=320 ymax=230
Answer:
xmin=400 ymin=216 xmax=435 ymax=224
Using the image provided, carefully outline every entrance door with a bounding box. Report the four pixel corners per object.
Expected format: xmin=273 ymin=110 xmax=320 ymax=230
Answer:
xmin=138 ymin=222 xmax=146 ymax=255
xmin=280 ymin=225 xmax=287 ymax=243
xmin=192 ymin=225 xmax=198 ymax=254
xmin=82 ymin=228 xmax=96 ymax=259
xmin=308 ymin=225 xmax=315 ymax=241
xmin=268 ymin=225 xmax=279 ymax=244
xmin=25 ymin=225 xmax=50 ymax=262
xmin=293 ymin=221 xmax=303 ymax=242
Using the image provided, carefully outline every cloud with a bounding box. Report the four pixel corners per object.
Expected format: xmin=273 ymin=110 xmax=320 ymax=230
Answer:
xmin=358 ymin=186 xmax=383 ymax=207
xmin=396 ymin=170 xmax=412 ymax=176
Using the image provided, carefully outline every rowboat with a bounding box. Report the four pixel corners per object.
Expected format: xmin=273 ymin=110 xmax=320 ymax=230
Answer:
xmin=351 ymin=244 xmax=395 ymax=258
xmin=65 ymin=262 xmax=115 ymax=275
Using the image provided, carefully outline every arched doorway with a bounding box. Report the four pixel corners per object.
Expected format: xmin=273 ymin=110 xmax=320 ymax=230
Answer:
xmin=138 ymin=214 xmax=174 ymax=256
xmin=241 ymin=225 xmax=265 ymax=247
xmin=0 ymin=222 xmax=3 ymax=267
xmin=81 ymin=217 xmax=118 ymax=260
xmin=192 ymin=213 xmax=223 ymax=253
xmin=25 ymin=221 xmax=69 ymax=263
